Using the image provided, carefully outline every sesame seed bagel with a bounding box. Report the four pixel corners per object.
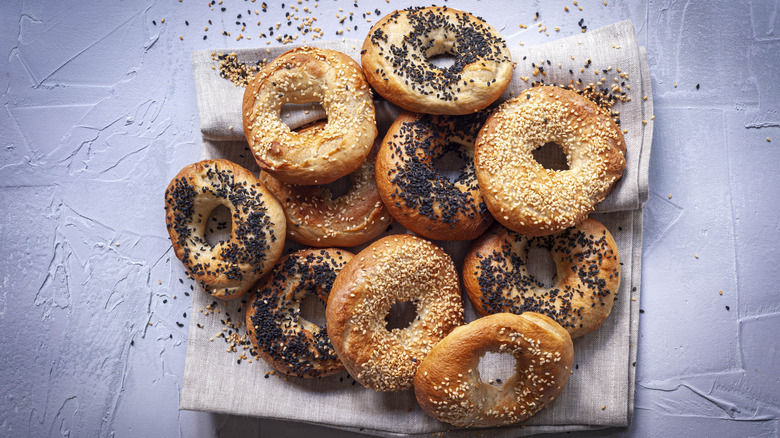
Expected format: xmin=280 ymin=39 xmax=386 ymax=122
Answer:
xmin=242 ymin=46 xmax=377 ymax=185
xmin=361 ymin=6 xmax=513 ymax=115
xmin=474 ymin=86 xmax=626 ymax=236
xmin=246 ymin=248 xmax=353 ymax=378
xmin=260 ymin=121 xmax=392 ymax=247
xmin=164 ymin=159 xmax=286 ymax=300
xmin=463 ymin=218 xmax=621 ymax=339
xmin=326 ymin=234 xmax=464 ymax=391
xmin=376 ymin=110 xmax=494 ymax=241
xmin=414 ymin=312 xmax=574 ymax=428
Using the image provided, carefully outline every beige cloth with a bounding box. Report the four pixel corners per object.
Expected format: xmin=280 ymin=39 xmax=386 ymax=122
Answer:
xmin=181 ymin=20 xmax=653 ymax=436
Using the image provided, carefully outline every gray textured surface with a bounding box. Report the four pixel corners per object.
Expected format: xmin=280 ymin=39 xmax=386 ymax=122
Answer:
xmin=1 ymin=0 xmax=778 ymax=437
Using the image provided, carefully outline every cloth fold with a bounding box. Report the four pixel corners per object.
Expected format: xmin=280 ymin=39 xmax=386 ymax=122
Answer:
xmin=181 ymin=19 xmax=653 ymax=437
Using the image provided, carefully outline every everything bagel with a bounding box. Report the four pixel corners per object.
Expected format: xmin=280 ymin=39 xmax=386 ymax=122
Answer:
xmin=463 ymin=218 xmax=621 ymax=339
xmin=164 ymin=159 xmax=286 ymax=300
xmin=246 ymin=248 xmax=353 ymax=378
xmin=376 ymin=110 xmax=493 ymax=240
xmin=362 ymin=6 xmax=513 ymax=115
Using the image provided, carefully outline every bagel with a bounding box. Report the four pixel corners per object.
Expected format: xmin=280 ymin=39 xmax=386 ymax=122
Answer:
xmin=463 ymin=218 xmax=620 ymax=339
xmin=164 ymin=159 xmax=286 ymax=300
xmin=260 ymin=121 xmax=392 ymax=247
xmin=376 ymin=110 xmax=494 ymax=241
xmin=242 ymin=46 xmax=377 ymax=185
xmin=326 ymin=234 xmax=464 ymax=391
xmin=475 ymin=85 xmax=626 ymax=236
xmin=414 ymin=312 xmax=574 ymax=427
xmin=361 ymin=6 xmax=513 ymax=115
xmin=246 ymin=248 xmax=353 ymax=378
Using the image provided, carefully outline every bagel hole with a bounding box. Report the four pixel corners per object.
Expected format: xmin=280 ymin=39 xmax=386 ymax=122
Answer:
xmin=385 ymin=301 xmax=417 ymax=331
xmin=299 ymin=293 xmax=327 ymax=328
xmin=320 ymin=173 xmax=352 ymax=200
xmin=432 ymin=147 xmax=468 ymax=183
xmin=427 ymin=53 xmax=458 ymax=70
xmin=526 ymin=246 xmax=557 ymax=288
xmin=532 ymin=142 xmax=569 ymax=171
xmin=478 ymin=352 xmax=517 ymax=387
xmin=204 ymin=205 xmax=232 ymax=247
xmin=282 ymin=102 xmax=326 ymax=130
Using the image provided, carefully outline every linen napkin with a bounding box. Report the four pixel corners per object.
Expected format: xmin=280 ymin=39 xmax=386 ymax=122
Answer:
xmin=181 ymin=19 xmax=653 ymax=436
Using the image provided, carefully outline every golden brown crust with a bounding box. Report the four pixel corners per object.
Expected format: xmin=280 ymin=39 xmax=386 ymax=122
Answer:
xmin=164 ymin=159 xmax=286 ymax=300
xmin=463 ymin=218 xmax=621 ymax=339
xmin=326 ymin=234 xmax=464 ymax=391
xmin=260 ymin=122 xmax=392 ymax=247
xmin=375 ymin=111 xmax=494 ymax=241
xmin=361 ymin=6 xmax=513 ymax=115
xmin=414 ymin=312 xmax=574 ymax=427
xmin=242 ymin=46 xmax=377 ymax=185
xmin=246 ymin=248 xmax=353 ymax=378
xmin=475 ymin=86 xmax=626 ymax=236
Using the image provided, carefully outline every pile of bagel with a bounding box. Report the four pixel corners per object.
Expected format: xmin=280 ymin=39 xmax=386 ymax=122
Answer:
xmin=165 ymin=6 xmax=626 ymax=429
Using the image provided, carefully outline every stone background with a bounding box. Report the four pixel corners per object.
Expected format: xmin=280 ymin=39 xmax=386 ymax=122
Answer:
xmin=1 ymin=0 xmax=778 ymax=436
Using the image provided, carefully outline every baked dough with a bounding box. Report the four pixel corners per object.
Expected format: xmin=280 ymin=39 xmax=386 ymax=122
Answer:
xmin=475 ymin=86 xmax=626 ymax=236
xmin=463 ymin=218 xmax=621 ymax=339
xmin=326 ymin=234 xmax=464 ymax=391
xmin=243 ymin=46 xmax=377 ymax=185
xmin=164 ymin=159 xmax=286 ymax=299
xmin=362 ymin=6 xmax=513 ymax=115
xmin=414 ymin=312 xmax=574 ymax=427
